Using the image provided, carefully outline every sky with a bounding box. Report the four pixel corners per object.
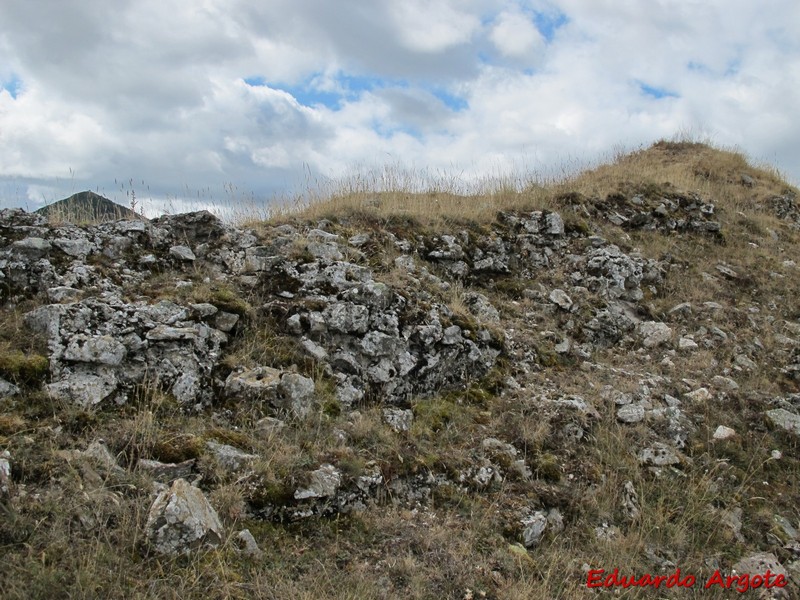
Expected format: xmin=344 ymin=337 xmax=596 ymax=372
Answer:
xmin=1 ymin=0 xmax=799 ymax=217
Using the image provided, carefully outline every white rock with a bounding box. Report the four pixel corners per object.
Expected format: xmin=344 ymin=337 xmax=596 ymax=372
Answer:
xmin=47 ymin=371 xmax=118 ymax=407
xmin=294 ymin=464 xmax=341 ymax=500
xmin=713 ymin=425 xmax=736 ymax=440
xmin=521 ymin=512 xmax=548 ymax=548
xmin=63 ymin=334 xmax=127 ymax=366
xmin=235 ymin=529 xmax=263 ymax=558
xmin=638 ymin=443 xmax=681 ymax=466
xmin=678 ymin=337 xmax=698 ymax=351
xmin=684 ymin=388 xmax=712 ymax=402
xmin=616 ymin=404 xmax=645 ymax=424
xmin=383 ymin=408 xmax=413 ymax=432
xmin=169 ymin=245 xmax=196 ymax=261
xmin=548 ymin=289 xmax=573 ymax=311
xmin=205 ymin=441 xmax=258 ymax=472
xmin=0 ymin=451 xmax=11 ymax=494
xmin=765 ymin=408 xmax=800 ymax=437
xmin=710 ymin=375 xmax=739 ymax=391
xmin=146 ymin=479 xmax=223 ymax=555
xmin=638 ymin=321 xmax=673 ymax=348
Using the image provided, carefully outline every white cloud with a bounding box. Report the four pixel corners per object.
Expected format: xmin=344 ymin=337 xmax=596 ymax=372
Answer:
xmin=490 ymin=9 xmax=545 ymax=59
xmin=389 ymin=1 xmax=482 ymax=53
xmin=1 ymin=0 xmax=799 ymax=214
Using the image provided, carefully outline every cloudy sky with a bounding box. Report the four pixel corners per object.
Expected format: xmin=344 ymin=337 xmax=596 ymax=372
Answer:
xmin=1 ymin=1 xmax=798 ymax=217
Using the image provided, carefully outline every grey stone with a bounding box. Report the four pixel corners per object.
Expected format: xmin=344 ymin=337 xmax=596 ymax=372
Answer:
xmin=638 ymin=321 xmax=673 ymax=348
xmin=190 ymin=303 xmax=218 ymax=318
xmin=63 ymin=334 xmax=127 ymax=366
xmin=224 ymin=367 xmax=282 ymax=402
xmin=235 ymin=529 xmax=263 ymax=558
xmin=146 ymin=325 xmax=198 ymax=341
xmin=0 ymin=451 xmax=11 ymax=495
xmin=146 ymin=479 xmax=223 ymax=555
xmin=360 ymin=331 xmax=402 ymax=357
xmin=765 ymin=408 xmax=800 ymax=437
xmin=638 ymin=443 xmax=681 ymax=466
xmin=300 ymin=338 xmax=328 ymax=361
xmin=713 ymin=425 xmax=736 ymax=440
xmin=137 ymin=458 xmax=196 ymax=483
xmin=243 ymin=246 xmax=281 ymax=273
xmin=294 ymin=464 xmax=341 ymax=499
xmin=464 ymin=292 xmax=500 ymax=323
xmin=617 ymin=403 xmax=645 ymax=423
xmin=277 ymin=373 xmax=316 ymax=417
xmin=205 ymin=441 xmax=258 ymax=472
xmin=53 ymin=237 xmax=92 ymax=257
xmin=323 ymin=303 xmax=370 ymax=334
xmin=169 ymin=245 xmax=196 ymax=261
xmin=0 ymin=377 xmax=20 ymax=397
xmin=384 ymin=408 xmax=413 ymax=432
xmin=47 ymin=286 xmax=82 ymax=303
xmin=548 ymin=288 xmax=573 ymax=311
xmin=12 ymin=237 xmax=51 ymax=258
xmin=731 ymin=552 xmax=786 ymax=580
xmin=521 ymin=511 xmax=548 ymax=548
xmin=336 ymin=380 xmax=364 ymax=407
xmin=213 ymin=311 xmax=239 ymax=332
xmin=621 ymin=481 xmax=640 ymax=521
xmin=47 ymin=371 xmax=118 ymax=407
xmin=348 ymin=233 xmax=370 ymax=247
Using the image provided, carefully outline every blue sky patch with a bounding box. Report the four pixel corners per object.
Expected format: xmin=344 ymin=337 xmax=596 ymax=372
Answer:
xmin=533 ymin=10 xmax=569 ymax=42
xmin=246 ymin=73 xmax=467 ymax=113
xmin=1 ymin=74 xmax=22 ymax=99
xmin=637 ymin=81 xmax=679 ymax=99
xmin=428 ymin=88 xmax=468 ymax=112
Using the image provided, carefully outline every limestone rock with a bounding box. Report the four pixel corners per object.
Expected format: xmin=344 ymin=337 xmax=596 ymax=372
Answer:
xmin=169 ymin=245 xmax=196 ymax=261
xmin=0 ymin=450 xmax=11 ymax=495
xmin=638 ymin=443 xmax=681 ymax=466
xmin=521 ymin=511 xmax=548 ymax=548
xmin=731 ymin=552 xmax=786 ymax=581
xmin=294 ymin=464 xmax=341 ymax=500
xmin=383 ymin=408 xmax=413 ymax=432
xmin=638 ymin=321 xmax=673 ymax=348
xmin=235 ymin=529 xmax=263 ymax=558
xmin=713 ymin=425 xmax=736 ymax=440
xmin=205 ymin=441 xmax=258 ymax=472
xmin=146 ymin=479 xmax=224 ymax=555
xmin=765 ymin=408 xmax=800 ymax=437
xmin=137 ymin=458 xmax=196 ymax=483
xmin=548 ymin=288 xmax=573 ymax=311
xmin=617 ymin=403 xmax=645 ymax=423
xmin=63 ymin=334 xmax=127 ymax=366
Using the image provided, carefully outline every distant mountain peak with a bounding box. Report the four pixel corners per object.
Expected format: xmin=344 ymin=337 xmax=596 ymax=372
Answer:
xmin=35 ymin=190 xmax=146 ymax=222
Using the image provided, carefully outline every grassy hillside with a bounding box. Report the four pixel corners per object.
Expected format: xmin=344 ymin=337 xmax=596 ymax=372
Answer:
xmin=1 ymin=140 xmax=799 ymax=599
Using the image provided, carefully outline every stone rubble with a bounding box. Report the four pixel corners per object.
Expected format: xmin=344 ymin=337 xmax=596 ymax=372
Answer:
xmin=1 ymin=192 xmax=798 ymax=567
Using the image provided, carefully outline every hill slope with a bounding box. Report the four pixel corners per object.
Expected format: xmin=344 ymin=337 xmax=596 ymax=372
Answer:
xmin=35 ymin=190 xmax=144 ymax=223
xmin=0 ymin=141 xmax=799 ymax=599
